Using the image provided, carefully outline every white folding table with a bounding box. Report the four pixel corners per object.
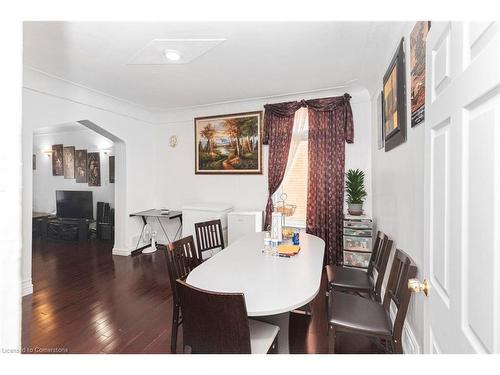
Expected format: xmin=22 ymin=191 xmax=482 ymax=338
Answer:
xmin=129 ymin=209 xmax=182 ymax=255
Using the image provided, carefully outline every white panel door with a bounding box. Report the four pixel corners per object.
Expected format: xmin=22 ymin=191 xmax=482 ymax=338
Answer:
xmin=423 ymin=21 xmax=500 ymax=353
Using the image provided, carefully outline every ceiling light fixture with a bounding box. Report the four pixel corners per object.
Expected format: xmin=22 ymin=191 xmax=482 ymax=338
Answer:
xmin=164 ymin=49 xmax=181 ymax=61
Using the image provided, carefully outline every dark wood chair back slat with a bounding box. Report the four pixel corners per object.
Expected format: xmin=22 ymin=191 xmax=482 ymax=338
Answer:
xmin=366 ymin=231 xmax=383 ymax=276
xmin=176 ymin=279 xmax=252 ymax=354
xmin=367 ymin=231 xmax=393 ymax=301
xmin=382 ymin=249 xmax=418 ymax=342
xmin=166 ymin=236 xmax=201 ymax=303
xmin=194 ymin=219 xmax=225 ymax=259
xmin=367 ymin=231 xmax=389 ymax=275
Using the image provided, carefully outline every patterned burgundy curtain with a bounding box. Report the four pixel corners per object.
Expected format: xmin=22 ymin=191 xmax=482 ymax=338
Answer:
xmin=305 ymin=94 xmax=354 ymax=265
xmin=262 ymin=101 xmax=302 ymax=229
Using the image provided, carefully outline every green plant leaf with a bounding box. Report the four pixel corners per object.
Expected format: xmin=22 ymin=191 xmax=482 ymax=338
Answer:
xmin=345 ymin=168 xmax=367 ymax=204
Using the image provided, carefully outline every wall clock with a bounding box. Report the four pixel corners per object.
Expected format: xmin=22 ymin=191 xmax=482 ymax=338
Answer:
xmin=169 ymin=135 xmax=178 ymax=148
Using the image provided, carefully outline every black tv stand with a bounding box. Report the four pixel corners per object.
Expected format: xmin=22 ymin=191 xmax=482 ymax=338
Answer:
xmin=46 ymin=217 xmax=91 ymax=243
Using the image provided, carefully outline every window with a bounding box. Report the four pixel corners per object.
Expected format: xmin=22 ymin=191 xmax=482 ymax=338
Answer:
xmin=281 ymin=140 xmax=308 ymax=227
xmin=275 ymin=107 xmax=308 ymax=228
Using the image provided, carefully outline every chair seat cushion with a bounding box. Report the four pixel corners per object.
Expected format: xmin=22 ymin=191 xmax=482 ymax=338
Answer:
xmin=248 ymin=319 xmax=279 ymax=354
xmin=328 ymin=291 xmax=392 ymax=337
xmin=325 ymin=265 xmax=373 ymax=292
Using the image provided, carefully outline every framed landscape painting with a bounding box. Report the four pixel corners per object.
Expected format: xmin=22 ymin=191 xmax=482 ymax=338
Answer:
xmin=194 ymin=111 xmax=262 ymax=174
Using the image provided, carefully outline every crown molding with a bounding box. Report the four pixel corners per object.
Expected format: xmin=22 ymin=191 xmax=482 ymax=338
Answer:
xmin=154 ymin=80 xmax=362 ymax=113
xmin=157 ymin=84 xmax=371 ymax=125
xmin=23 ymin=66 xmax=371 ymax=126
xmin=23 ymin=66 xmax=159 ymax=124
xmin=24 ymin=66 xmax=155 ymax=113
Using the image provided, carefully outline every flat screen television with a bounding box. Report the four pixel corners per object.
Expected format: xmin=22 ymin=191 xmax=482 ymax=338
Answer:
xmin=56 ymin=190 xmax=93 ymax=219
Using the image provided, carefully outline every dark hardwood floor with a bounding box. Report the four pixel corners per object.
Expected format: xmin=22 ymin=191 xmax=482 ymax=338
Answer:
xmin=22 ymin=238 xmax=379 ymax=354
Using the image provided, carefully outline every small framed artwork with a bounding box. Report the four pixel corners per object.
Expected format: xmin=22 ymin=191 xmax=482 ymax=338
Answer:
xmin=52 ymin=144 xmax=64 ymax=176
xmin=109 ymin=155 xmax=115 ymax=183
xmin=87 ymin=152 xmax=101 ymax=187
xmin=377 ymin=91 xmax=384 ymax=150
xmin=194 ymin=111 xmax=263 ymax=174
xmin=383 ymin=38 xmax=407 ymax=152
xmin=63 ymin=146 xmax=75 ymax=179
xmin=33 ymin=154 xmax=36 ymax=170
xmin=75 ymin=149 xmax=87 ymax=183
xmin=410 ymin=21 xmax=431 ymax=127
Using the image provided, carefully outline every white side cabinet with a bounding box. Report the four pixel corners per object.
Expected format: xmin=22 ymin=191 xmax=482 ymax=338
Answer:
xmin=227 ymin=211 xmax=263 ymax=245
xmin=182 ymin=203 xmax=233 ymax=246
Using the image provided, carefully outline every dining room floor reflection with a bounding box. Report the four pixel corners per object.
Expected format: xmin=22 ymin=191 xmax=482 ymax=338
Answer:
xmin=22 ymin=238 xmax=380 ymax=354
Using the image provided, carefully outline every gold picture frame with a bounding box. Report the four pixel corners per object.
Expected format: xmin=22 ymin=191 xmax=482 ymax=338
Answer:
xmin=194 ymin=111 xmax=263 ymax=174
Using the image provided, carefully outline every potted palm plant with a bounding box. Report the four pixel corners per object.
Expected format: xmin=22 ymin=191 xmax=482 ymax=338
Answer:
xmin=345 ymin=168 xmax=367 ymax=216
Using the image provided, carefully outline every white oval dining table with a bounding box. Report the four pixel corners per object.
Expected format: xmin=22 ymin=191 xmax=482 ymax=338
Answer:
xmin=186 ymin=231 xmax=325 ymax=354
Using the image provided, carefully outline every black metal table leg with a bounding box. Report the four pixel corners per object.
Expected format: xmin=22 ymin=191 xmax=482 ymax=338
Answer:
xmin=156 ymin=216 xmax=171 ymax=244
xmin=131 ymin=216 xmax=147 ymax=256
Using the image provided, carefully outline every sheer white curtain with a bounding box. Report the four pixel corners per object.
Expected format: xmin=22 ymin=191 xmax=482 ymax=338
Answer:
xmin=273 ymin=106 xmax=309 ymax=206
xmin=283 ymin=107 xmax=308 ymax=181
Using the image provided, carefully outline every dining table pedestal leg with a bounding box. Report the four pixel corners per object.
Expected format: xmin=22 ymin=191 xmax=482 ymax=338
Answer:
xmin=254 ymin=312 xmax=290 ymax=354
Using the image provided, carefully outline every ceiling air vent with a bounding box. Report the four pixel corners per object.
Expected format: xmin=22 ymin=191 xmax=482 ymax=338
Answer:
xmin=127 ymin=38 xmax=226 ymax=65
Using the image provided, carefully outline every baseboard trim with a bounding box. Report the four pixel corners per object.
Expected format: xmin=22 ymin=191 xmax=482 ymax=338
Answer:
xmin=22 ymin=278 xmax=33 ymax=296
xmin=389 ymin=303 xmax=420 ymax=354
xmin=402 ymin=321 xmax=420 ymax=354
xmin=112 ymin=247 xmax=132 ymax=256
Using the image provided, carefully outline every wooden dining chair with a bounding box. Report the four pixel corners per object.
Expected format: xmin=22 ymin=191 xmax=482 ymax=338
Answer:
xmin=194 ymin=219 xmax=225 ymax=261
xmin=165 ymin=235 xmax=202 ymax=353
xmin=326 ymin=231 xmax=392 ymax=302
xmin=176 ymin=279 xmax=279 ymax=354
xmin=328 ymin=249 xmax=418 ymax=354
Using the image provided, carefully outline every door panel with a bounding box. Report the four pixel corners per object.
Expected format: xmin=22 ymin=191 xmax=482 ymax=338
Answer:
xmin=466 ymin=22 xmax=499 ymax=62
xmin=431 ymin=25 xmax=452 ymax=99
xmin=463 ymin=93 xmax=499 ymax=353
xmin=430 ymin=120 xmax=451 ymax=306
xmin=424 ymin=21 xmax=500 ymax=354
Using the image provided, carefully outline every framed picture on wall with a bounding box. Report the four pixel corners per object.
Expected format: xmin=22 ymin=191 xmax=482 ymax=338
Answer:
xmin=33 ymin=154 xmax=36 ymax=170
xmin=63 ymin=146 xmax=75 ymax=179
xmin=377 ymin=91 xmax=384 ymax=150
xmin=87 ymin=152 xmax=101 ymax=187
xmin=75 ymin=149 xmax=87 ymax=183
xmin=383 ymin=38 xmax=407 ymax=152
xmin=410 ymin=21 xmax=431 ymax=127
xmin=109 ymin=155 xmax=115 ymax=183
xmin=194 ymin=111 xmax=263 ymax=174
xmin=52 ymin=144 xmax=64 ymax=176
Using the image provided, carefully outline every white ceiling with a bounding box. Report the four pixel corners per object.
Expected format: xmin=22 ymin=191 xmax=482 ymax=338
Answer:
xmin=23 ymin=22 xmax=407 ymax=111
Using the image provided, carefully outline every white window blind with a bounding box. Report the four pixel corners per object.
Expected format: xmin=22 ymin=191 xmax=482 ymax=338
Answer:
xmin=275 ymin=107 xmax=308 ymax=227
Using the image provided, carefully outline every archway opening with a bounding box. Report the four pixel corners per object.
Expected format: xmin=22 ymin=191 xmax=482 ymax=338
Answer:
xmin=29 ymin=119 xmax=127 ymax=278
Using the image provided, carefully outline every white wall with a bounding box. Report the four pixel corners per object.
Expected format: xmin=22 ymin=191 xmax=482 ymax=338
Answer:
xmin=0 ymin=30 xmax=22 ymax=349
xmin=33 ymin=128 xmax=115 ymax=218
xmin=22 ymin=68 xmax=158 ymax=295
xmin=22 ymin=69 xmax=373 ymax=298
xmin=370 ymin=22 xmax=426 ymax=352
xmin=154 ymin=86 xmax=373 ymax=218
